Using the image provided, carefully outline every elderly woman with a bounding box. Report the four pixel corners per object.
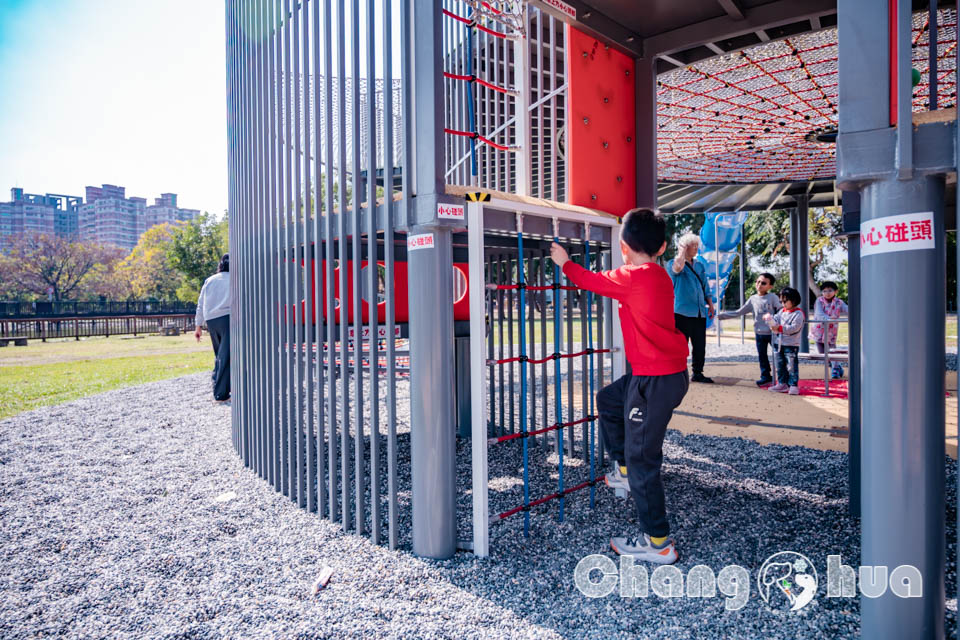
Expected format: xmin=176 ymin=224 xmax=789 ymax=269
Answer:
xmin=669 ymin=233 xmax=715 ymax=383
xmin=195 ymin=254 xmax=231 ymax=402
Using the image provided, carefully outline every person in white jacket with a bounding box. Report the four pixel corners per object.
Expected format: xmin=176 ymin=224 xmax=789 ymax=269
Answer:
xmin=195 ymin=254 xmax=231 ymax=401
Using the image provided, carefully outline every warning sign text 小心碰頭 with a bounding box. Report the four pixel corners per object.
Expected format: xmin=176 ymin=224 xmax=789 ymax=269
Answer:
xmin=407 ymin=233 xmax=435 ymax=252
xmin=860 ymin=211 xmax=935 ymax=257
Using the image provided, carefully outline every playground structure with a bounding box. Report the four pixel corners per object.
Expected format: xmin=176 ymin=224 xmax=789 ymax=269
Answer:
xmin=225 ymin=1 xmax=959 ymax=637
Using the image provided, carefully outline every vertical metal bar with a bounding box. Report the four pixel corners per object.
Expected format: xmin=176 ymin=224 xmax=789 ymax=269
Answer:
xmin=549 ymin=15 xmax=557 ymax=202
xmin=929 ymin=0 xmax=939 ymax=111
xmin=366 ymin=0 xmax=381 ymax=544
xmin=467 ymin=201 xmax=489 ymax=557
xmin=311 ymin=0 xmax=325 ymax=517
xmin=497 ymin=254 xmax=505 ymax=436
xmin=351 ymin=0 xmax=365 ymax=537
xmin=535 ymin=11 xmax=540 ymax=198
xmin=517 ymin=218 xmax=530 ymax=538
xmin=579 ymin=256 xmax=588 ymax=459
xmin=258 ymin=0 xmax=270 ymax=483
xmin=552 ymin=225 xmax=564 ymax=521
xmin=896 ymin=0 xmax=913 ymax=179
xmin=514 ymin=5 xmax=529 ymax=196
xmin=324 ymin=0 xmax=338 ymax=523
xmin=272 ymin=0 xmax=284 ymax=494
xmin=540 ymin=248 xmax=548 ymax=450
xmin=585 ymin=237 xmax=596 ymax=507
xmin=338 ymin=0 xmax=352 ymax=531
xmin=565 ymin=250 xmax=574 ymax=455
xmin=740 ymin=232 xmax=746 ymax=344
xmin=507 ymin=254 xmax=515 ymax=434
xmin=377 ymin=0 xmax=396 ymax=549
xmin=487 ymin=252 xmax=495 ymax=434
xmin=300 ymin=0 xmax=315 ymax=513
xmin=715 ymin=215 xmax=722 ymax=347
xmin=292 ymin=0 xmax=307 ymax=510
xmin=528 ymin=250 xmax=537 ymax=447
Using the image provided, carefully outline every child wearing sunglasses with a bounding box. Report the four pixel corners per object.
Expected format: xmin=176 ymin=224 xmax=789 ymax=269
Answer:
xmin=717 ymin=272 xmax=781 ymax=386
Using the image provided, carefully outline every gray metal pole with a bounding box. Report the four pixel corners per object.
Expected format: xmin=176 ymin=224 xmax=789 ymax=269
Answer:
xmin=841 ymin=191 xmax=861 ymax=518
xmin=860 ymin=176 xmax=946 ymax=638
xmin=409 ymin=0 xmax=456 ymax=559
xmin=739 ymin=231 xmax=745 ymax=344
xmin=408 ymin=226 xmax=457 ymax=559
xmin=796 ymin=195 xmax=810 ymax=353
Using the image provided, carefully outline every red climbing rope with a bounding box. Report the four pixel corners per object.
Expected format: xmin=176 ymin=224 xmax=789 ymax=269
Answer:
xmin=445 ymin=127 xmax=517 ymax=152
xmin=491 ymin=478 xmax=603 ymax=524
xmin=443 ymin=72 xmax=516 ymax=96
xmin=486 ymin=348 xmax=611 ymax=367
xmin=440 ymin=8 xmax=512 ymax=39
xmin=489 ymin=416 xmax=596 ymax=445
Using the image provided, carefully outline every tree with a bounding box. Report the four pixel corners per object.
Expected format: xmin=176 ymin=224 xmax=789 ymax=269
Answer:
xmin=3 ymin=233 xmax=114 ymax=300
xmin=743 ymin=207 xmax=846 ymax=300
xmin=166 ymin=213 xmax=228 ymax=302
xmin=77 ymin=245 xmax=131 ymax=300
xmin=116 ymin=224 xmax=184 ymax=299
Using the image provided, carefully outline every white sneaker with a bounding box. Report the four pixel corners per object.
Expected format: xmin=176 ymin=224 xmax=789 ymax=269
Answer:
xmin=788 ymin=386 xmax=800 ymax=395
xmin=768 ymin=383 xmax=788 ymax=392
xmin=610 ymin=533 xmax=678 ymax=565
xmin=605 ymin=463 xmax=630 ymax=493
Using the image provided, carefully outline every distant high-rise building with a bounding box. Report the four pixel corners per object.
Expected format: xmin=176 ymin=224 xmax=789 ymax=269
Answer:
xmin=0 ymin=188 xmax=81 ymax=250
xmin=77 ymin=184 xmax=200 ymax=250
xmin=2 ymin=184 xmax=201 ymax=251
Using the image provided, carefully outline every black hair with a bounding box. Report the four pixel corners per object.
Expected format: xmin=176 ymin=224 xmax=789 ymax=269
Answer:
xmin=218 ymin=253 xmax=230 ymax=273
xmin=779 ymin=287 xmax=802 ymax=307
xmin=759 ymin=272 xmax=776 ymax=286
xmin=820 ymin=281 xmax=838 ymax=291
xmin=620 ymin=208 xmax=666 ymax=257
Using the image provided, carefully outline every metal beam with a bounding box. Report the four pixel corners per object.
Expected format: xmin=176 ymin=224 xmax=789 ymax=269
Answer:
xmin=763 ymin=183 xmax=791 ymax=211
xmin=717 ymin=0 xmax=745 ymax=20
xmin=755 ymin=29 xmax=770 ymax=42
xmin=644 ymin=0 xmax=835 ymax=57
xmin=527 ymin=0 xmax=643 ymax=57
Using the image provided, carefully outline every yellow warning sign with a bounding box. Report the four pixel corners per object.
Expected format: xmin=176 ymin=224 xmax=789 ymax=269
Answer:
xmin=465 ymin=192 xmax=491 ymax=202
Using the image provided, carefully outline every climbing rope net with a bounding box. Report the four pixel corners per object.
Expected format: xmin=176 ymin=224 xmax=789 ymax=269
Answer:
xmin=657 ymin=8 xmax=957 ymax=184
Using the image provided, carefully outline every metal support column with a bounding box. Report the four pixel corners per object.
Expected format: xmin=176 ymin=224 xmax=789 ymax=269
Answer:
xmin=860 ymin=176 xmax=946 ymax=639
xmin=841 ymin=191 xmax=862 ymax=518
xmin=635 ymin=57 xmax=656 ymax=210
xmin=789 ymin=196 xmax=811 ymax=352
xmin=410 ymin=0 xmax=456 ymax=560
xmin=838 ymin=1 xmax=946 ymax=633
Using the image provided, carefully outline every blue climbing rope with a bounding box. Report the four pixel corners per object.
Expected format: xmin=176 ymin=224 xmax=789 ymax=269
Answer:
xmin=465 ymin=21 xmax=478 ymax=178
xmin=517 ymin=226 xmax=530 ymax=537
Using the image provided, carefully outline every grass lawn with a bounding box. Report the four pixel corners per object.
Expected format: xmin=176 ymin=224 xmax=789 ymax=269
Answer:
xmin=0 ymin=334 xmax=214 ymax=420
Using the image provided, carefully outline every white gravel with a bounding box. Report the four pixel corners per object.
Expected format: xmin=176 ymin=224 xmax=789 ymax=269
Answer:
xmin=1 ymin=371 xmax=957 ymax=639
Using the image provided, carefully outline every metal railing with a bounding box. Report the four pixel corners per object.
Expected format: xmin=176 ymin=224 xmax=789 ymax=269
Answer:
xmin=0 ymin=314 xmax=195 ymax=341
xmin=0 ymin=300 xmax=195 ymax=319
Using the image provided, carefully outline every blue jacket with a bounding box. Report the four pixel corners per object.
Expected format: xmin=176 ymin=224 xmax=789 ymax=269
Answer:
xmin=669 ymin=260 xmax=712 ymax=318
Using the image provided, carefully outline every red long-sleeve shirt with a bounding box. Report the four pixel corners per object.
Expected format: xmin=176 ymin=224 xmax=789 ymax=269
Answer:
xmin=562 ymin=260 xmax=689 ymax=376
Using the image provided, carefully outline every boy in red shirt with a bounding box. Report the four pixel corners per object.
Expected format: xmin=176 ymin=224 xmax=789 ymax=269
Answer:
xmin=550 ymin=208 xmax=689 ymax=564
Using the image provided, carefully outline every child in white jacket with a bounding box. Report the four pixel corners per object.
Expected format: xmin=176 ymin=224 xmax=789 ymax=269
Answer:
xmin=762 ymin=287 xmax=805 ymax=395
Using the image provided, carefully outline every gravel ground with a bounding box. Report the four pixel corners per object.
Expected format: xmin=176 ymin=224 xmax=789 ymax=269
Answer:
xmin=1 ymin=371 xmax=957 ymax=639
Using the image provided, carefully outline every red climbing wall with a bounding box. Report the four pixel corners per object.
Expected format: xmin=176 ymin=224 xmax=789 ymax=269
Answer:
xmin=565 ymin=26 xmax=636 ymax=215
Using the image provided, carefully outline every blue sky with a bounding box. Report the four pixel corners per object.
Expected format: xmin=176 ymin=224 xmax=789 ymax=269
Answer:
xmin=0 ymin=0 xmax=228 ymax=215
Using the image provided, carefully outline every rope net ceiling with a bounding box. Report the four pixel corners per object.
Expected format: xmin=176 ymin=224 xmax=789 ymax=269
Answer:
xmin=657 ymin=8 xmax=957 ymax=184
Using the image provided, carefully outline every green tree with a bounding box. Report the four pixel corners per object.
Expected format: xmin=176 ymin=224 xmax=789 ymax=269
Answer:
xmin=742 ymin=207 xmax=846 ymax=299
xmin=166 ymin=213 xmax=229 ymax=302
xmin=117 ymin=224 xmax=184 ymax=299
